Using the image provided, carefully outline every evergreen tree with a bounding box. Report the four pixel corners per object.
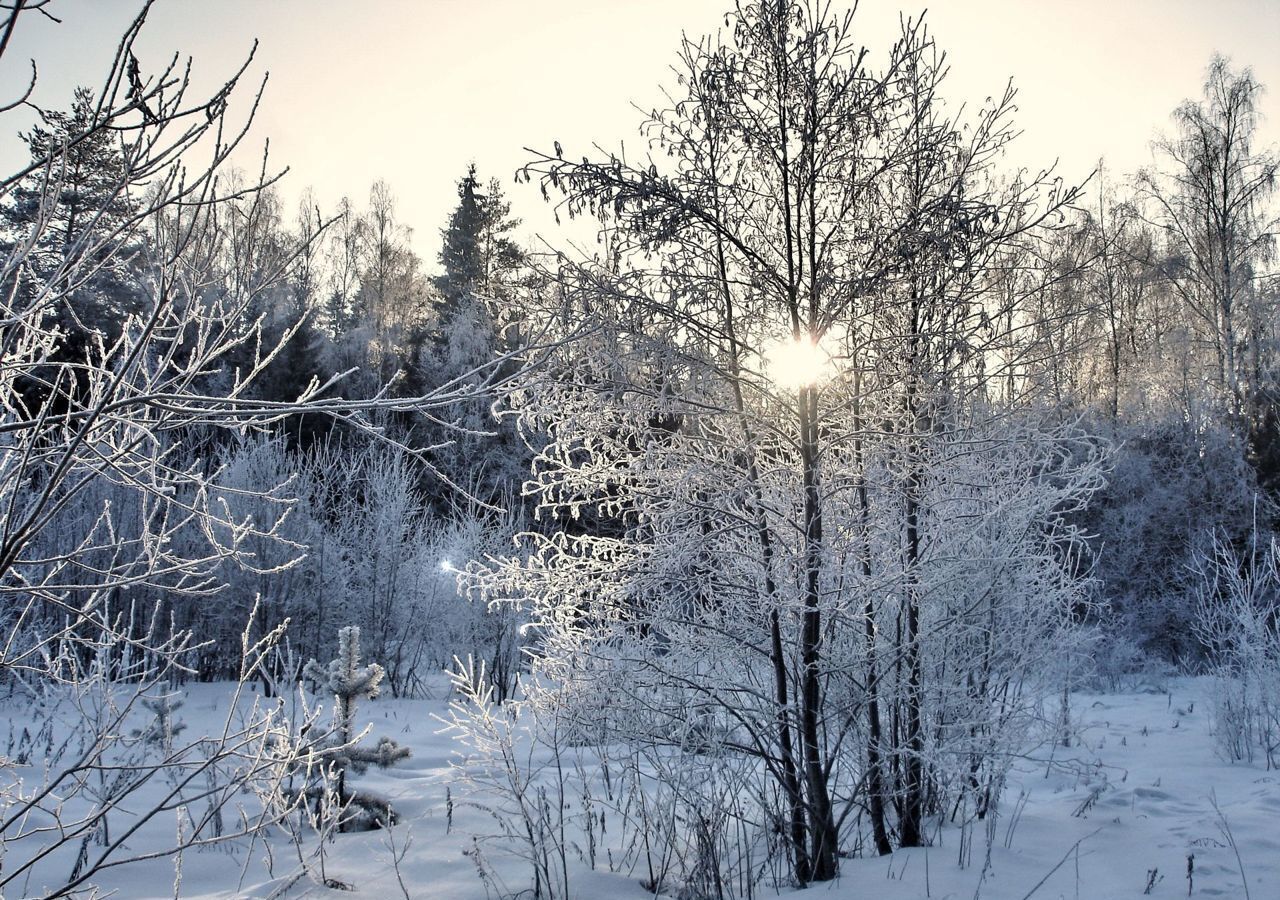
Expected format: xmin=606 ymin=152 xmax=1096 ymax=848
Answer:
xmin=4 ymin=87 xmax=140 ymax=274
xmin=426 ymin=166 xmax=529 ymax=505
xmin=1 ymin=86 xmax=145 ymax=406
xmin=435 ymin=164 xmax=523 ymax=316
xmin=436 ymin=165 xmax=486 ymax=311
xmin=303 ymin=626 xmax=411 ymax=830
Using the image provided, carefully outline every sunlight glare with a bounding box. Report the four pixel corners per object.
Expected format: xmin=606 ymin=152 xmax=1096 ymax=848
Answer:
xmin=765 ymin=335 xmax=833 ymax=391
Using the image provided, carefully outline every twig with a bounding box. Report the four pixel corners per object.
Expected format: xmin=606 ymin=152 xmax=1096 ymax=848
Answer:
xmin=1018 ymin=827 xmax=1102 ymax=900
xmin=1210 ymin=791 xmax=1251 ymax=900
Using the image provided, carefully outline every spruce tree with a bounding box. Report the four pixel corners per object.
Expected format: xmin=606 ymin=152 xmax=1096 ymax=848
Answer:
xmin=303 ymin=626 xmax=411 ymax=830
xmin=1 ymin=86 xmax=145 ymax=411
xmin=434 ymin=165 xmax=523 ymax=344
xmin=427 ymin=166 xmax=528 ymax=506
xmin=436 ymin=164 xmax=486 ymax=312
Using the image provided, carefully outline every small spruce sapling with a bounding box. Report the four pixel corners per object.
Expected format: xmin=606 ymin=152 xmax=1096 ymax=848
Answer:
xmin=130 ymin=682 xmax=188 ymax=753
xmin=304 ymin=626 xmax=411 ymax=830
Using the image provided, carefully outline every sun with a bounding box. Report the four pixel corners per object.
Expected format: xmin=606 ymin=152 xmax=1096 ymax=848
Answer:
xmin=765 ymin=335 xmax=833 ymax=391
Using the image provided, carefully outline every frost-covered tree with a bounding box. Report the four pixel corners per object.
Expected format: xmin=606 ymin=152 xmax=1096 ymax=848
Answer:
xmin=317 ymin=182 xmax=432 ymax=400
xmin=1 ymin=85 xmax=141 ymax=281
xmin=358 ymin=180 xmax=430 ymax=386
xmin=303 ymin=626 xmax=411 ymax=829
xmin=465 ymin=2 xmax=1095 ymax=887
xmin=425 ymin=165 xmax=529 ymax=506
xmin=436 ymin=165 xmax=523 ymax=313
xmin=1141 ymin=57 xmax=1279 ymax=439
xmin=1 ymin=85 xmax=145 ymax=414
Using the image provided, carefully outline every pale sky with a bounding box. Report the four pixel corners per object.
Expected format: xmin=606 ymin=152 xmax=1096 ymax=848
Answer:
xmin=2 ymin=0 xmax=1277 ymax=265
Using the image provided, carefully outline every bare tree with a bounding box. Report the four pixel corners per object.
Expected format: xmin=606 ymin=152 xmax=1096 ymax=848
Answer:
xmin=1140 ymin=56 xmax=1278 ymax=433
xmin=471 ymin=2 xmax=1092 ymax=889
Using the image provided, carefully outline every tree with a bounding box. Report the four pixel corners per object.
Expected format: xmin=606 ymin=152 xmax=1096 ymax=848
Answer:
xmin=1026 ymin=169 xmax=1163 ymax=423
xmin=427 ymin=165 xmax=529 ymax=506
xmin=303 ymin=626 xmax=411 ymax=830
xmin=436 ymin=164 xmax=524 ymax=315
xmin=1086 ymin=174 xmax=1160 ymax=421
xmin=314 ymin=182 xmax=431 ymax=400
xmin=471 ymin=2 xmax=1091 ymax=887
xmin=321 ymin=195 xmax=364 ymax=338
xmin=1 ymin=85 xmax=145 ymax=411
xmin=2 ymin=85 xmax=140 ymax=280
xmin=1141 ymin=56 xmax=1279 ymax=440
xmin=354 ymin=180 xmax=431 ymax=388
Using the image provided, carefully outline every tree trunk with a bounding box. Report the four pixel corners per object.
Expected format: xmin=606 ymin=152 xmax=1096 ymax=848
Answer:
xmin=798 ymin=384 xmax=838 ymax=879
xmin=854 ymin=378 xmax=894 ymax=856
xmin=715 ymin=224 xmax=813 ymax=884
xmin=899 ymin=465 xmax=927 ymax=847
xmin=899 ymin=291 xmax=927 ymax=849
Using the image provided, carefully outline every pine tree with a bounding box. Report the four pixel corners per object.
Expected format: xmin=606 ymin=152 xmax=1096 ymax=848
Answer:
xmin=2 ymin=86 xmax=144 ymax=355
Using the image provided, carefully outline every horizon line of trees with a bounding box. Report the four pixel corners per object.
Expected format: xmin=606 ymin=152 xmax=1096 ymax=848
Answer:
xmin=4 ymin=40 xmax=1275 ymax=674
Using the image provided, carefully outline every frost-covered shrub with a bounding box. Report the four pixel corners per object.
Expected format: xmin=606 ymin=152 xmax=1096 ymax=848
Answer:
xmin=437 ymin=510 xmax=528 ymax=701
xmin=1079 ymin=627 xmax=1175 ymax=693
xmin=130 ymin=681 xmax=188 ymax=752
xmin=1192 ymin=535 xmax=1280 ymax=768
xmin=299 ymin=445 xmax=525 ymax=699
xmin=1087 ymin=416 xmax=1259 ymax=662
xmin=442 ymin=658 xmax=576 ymax=900
xmin=0 ymin=609 xmax=315 ymax=897
xmin=200 ymin=437 xmax=320 ymax=682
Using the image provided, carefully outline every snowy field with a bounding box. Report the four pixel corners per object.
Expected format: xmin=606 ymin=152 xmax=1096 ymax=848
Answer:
xmin=4 ymin=676 xmax=1274 ymax=899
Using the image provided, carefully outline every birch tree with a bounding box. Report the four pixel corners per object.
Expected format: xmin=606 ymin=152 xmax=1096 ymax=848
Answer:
xmin=468 ymin=1 xmax=1097 ymax=888
xmin=1140 ymin=56 xmax=1278 ymax=434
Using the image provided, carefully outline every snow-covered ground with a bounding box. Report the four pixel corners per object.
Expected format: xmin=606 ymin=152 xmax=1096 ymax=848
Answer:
xmin=5 ymin=677 xmax=1277 ymax=899
xmin=825 ymin=683 xmax=1278 ymax=899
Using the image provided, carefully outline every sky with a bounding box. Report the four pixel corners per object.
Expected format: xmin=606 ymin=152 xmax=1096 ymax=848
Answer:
xmin=2 ymin=0 xmax=1277 ymax=266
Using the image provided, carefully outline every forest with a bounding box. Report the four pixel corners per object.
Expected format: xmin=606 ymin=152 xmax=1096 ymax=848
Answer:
xmin=1 ymin=1 xmax=1278 ymax=897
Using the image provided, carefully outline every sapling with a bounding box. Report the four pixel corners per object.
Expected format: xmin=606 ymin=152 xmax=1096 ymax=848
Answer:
xmin=304 ymin=626 xmax=411 ymax=830
xmin=131 ymin=681 xmax=189 ymax=753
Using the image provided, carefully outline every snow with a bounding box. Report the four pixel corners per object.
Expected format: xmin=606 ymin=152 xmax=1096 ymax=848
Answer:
xmin=817 ymin=683 xmax=1278 ymax=899
xmin=4 ymin=677 xmax=1277 ymax=898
